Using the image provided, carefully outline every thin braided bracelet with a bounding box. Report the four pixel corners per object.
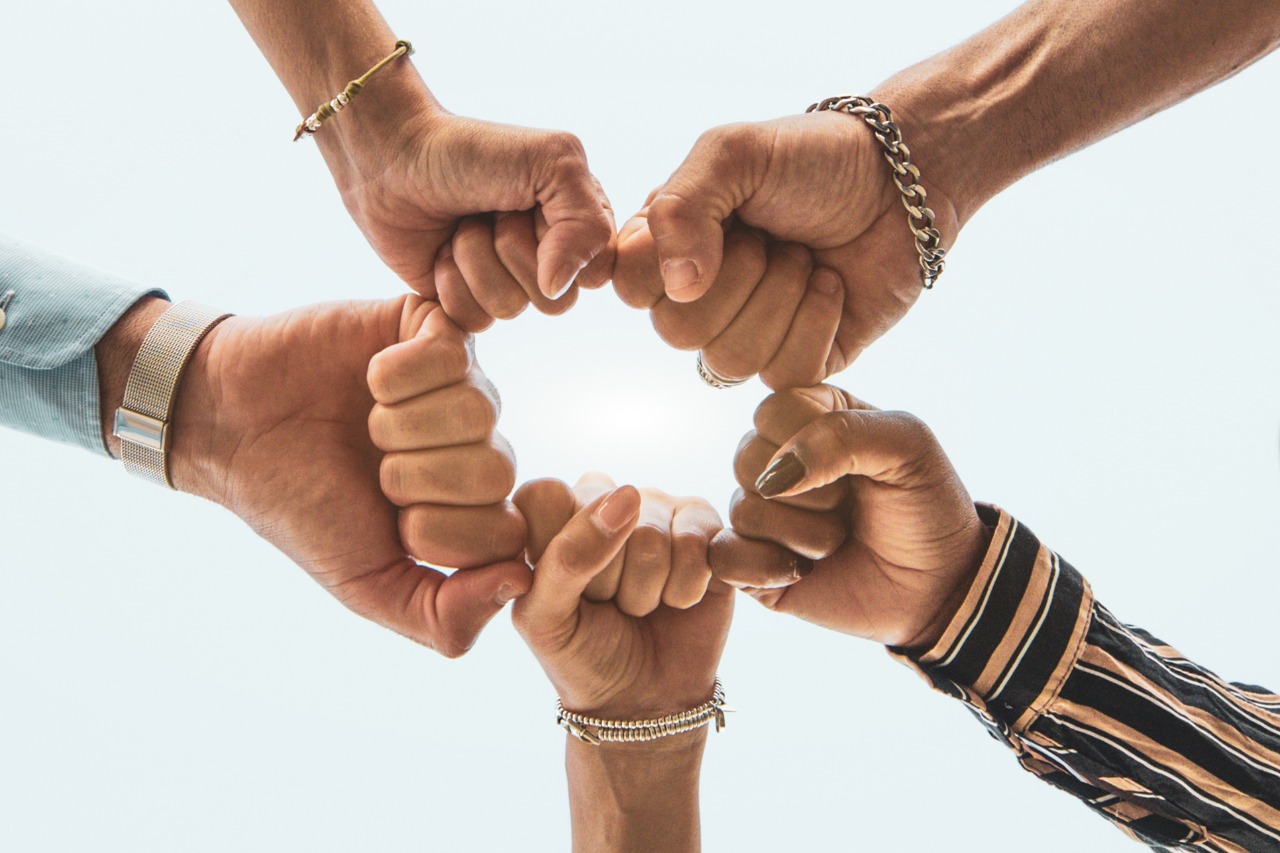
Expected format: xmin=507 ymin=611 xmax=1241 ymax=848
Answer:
xmin=556 ymin=678 xmax=729 ymax=745
xmin=293 ymin=40 xmax=414 ymax=141
xmin=807 ymin=95 xmax=947 ymax=289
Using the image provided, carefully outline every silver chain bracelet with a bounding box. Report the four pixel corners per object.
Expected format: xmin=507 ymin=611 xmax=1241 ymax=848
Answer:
xmin=808 ymin=95 xmax=947 ymax=289
xmin=557 ymin=677 xmax=729 ymax=745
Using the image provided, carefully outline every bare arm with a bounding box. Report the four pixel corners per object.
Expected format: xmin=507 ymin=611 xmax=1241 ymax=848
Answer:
xmin=614 ymin=1 xmax=1280 ymax=380
xmin=880 ymin=0 xmax=1280 ymax=224
xmin=226 ymin=0 xmax=615 ymax=318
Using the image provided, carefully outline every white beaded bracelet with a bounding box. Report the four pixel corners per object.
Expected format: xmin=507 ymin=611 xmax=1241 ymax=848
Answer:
xmin=556 ymin=678 xmax=729 ymax=745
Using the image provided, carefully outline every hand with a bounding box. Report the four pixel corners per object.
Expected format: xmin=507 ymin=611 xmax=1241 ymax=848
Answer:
xmin=512 ymin=476 xmax=729 ymax=853
xmin=167 ymin=294 xmax=528 ymax=656
xmin=614 ymin=219 xmax=843 ymax=390
xmin=711 ymin=386 xmax=989 ymax=649
xmin=613 ymin=110 xmax=959 ymax=388
xmin=512 ymin=475 xmax=729 ymax=720
xmin=331 ymin=108 xmax=616 ymax=331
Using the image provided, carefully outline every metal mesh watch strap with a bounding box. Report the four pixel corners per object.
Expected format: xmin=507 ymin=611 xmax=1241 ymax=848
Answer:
xmin=113 ymin=301 xmax=231 ymax=488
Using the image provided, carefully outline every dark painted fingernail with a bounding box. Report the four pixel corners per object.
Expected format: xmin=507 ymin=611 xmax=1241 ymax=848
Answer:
xmin=755 ymin=451 xmax=806 ymax=498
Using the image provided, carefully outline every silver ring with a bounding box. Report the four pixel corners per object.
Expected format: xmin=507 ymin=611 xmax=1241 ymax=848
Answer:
xmin=696 ymin=352 xmax=748 ymax=389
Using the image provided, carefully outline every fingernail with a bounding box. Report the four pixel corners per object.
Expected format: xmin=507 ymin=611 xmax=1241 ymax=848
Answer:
xmin=662 ymin=258 xmax=701 ymax=295
xmin=594 ymin=488 xmax=639 ymax=533
xmin=494 ymin=583 xmax=518 ymax=606
xmin=812 ymin=268 xmax=842 ymax=295
xmin=548 ymin=260 xmax=587 ymax=299
xmin=755 ymin=451 xmax=807 ymax=498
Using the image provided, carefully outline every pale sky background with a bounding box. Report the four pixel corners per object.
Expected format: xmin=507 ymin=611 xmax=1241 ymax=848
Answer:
xmin=2 ymin=2 xmax=1279 ymax=851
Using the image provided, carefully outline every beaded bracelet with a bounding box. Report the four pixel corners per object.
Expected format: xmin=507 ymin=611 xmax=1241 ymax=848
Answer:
xmin=293 ymin=40 xmax=414 ymax=141
xmin=556 ymin=678 xmax=729 ymax=745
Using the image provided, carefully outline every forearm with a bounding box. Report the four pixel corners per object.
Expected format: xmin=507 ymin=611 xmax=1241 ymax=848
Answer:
xmin=566 ymin=731 xmax=706 ymax=853
xmin=227 ymin=0 xmax=438 ymax=183
xmin=876 ymin=0 xmax=1280 ymax=224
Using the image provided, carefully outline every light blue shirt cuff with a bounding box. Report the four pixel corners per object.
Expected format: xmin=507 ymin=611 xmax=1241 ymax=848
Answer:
xmin=0 ymin=234 xmax=169 ymax=456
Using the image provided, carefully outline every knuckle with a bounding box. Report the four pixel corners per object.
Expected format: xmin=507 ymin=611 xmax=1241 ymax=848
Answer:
xmin=434 ymin=633 xmax=473 ymax=660
xmin=379 ymin=456 xmax=409 ymax=505
xmin=651 ymin=304 xmax=709 ymax=350
xmin=822 ymin=410 xmax=861 ymax=453
xmin=616 ymin=592 xmax=657 ymax=618
xmin=702 ymin=344 xmax=759 ymax=386
xmin=699 ymin=123 xmax=753 ymax=157
xmin=485 ymin=287 xmax=529 ymax=321
xmin=545 ymin=130 xmax=587 ymax=162
xmin=628 ymin=522 xmax=669 ymax=555
xmin=431 ymin=338 xmax=473 ymax=387
xmin=728 ymin=495 xmax=754 ymax=531
xmin=889 ymin=410 xmax=934 ymax=443
xmin=477 ymin=447 xmax=517 ymax=502
xmin=646 ymin=192 xmax=684 ymax=225
xmin=367 ymin=405 xmax=393 ymax=449
xmin=366 ymin=356 xmax=394 ymax=402
xmin=458 ymin=386 xmax=499 ymax=439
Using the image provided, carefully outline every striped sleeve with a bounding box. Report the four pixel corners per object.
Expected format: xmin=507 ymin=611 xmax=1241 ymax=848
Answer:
xmin=890 ymin=505 xmax=1280 ymax=851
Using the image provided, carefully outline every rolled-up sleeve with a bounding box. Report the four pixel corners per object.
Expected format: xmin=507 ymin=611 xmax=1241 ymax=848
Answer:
xmin=0 ymin=234 xmax=167 ymax=456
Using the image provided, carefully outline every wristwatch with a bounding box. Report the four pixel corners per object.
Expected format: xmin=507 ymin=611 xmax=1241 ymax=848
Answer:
xmin=113 ymin=301 xmax=231 ymax=488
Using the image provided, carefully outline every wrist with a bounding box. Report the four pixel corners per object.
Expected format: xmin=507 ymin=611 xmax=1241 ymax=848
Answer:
xmin=898 ymin=519 xmax=994 ymax=651
xmin=164 ymin=319 xmax=234 ymax=503
xmin=97 ymin=299 xmax=236 ymax=502
xmin=869 ymin=70 xmax=998 ymax=231
xmin=567 ymin=728 xmax=706 ymax=853
xmin=96 ymin=297 xmax=172 ymax=458
xmin=311 ymin=61 xmax=444 ymax=192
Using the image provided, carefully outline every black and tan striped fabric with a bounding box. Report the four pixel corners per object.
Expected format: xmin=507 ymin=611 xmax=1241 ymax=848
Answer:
xmin=893 ymin=506 xmax=1280 ymax=851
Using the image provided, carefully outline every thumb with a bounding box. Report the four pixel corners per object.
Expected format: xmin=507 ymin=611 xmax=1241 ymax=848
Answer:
xmin=754 ymin=409 xmax=939 ymax=499
xmin=431 ymin=560 xmax=534 ymax=657
xmin=513 ymin=486 xmax=641 ymax=636
xmin=533 ymin=156 xmax=616 ymax=299
xmin=647 ymin=124 xmax=767 ymax=302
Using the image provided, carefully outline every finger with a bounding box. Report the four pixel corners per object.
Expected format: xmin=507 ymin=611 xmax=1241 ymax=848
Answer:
xmin=435 ymin=248 xmax=497 ymax=335
xmin=493 ymin=211 xmax=578 ymax=316
xmin=573 ymin=473 xmax=626 ymax=602
xmin=400 ymin=501 xmax=527 ymax=569
xmin=729 ymin=488 xmax=847 ymax=561
xmin=453 ymin=216 xmax=532 ymax=321
xmin=381 ymin=438 xmax=517 ymax=507
xmin=700 ymin=241 xmax=812 ymax=382
xmin=513 ymin=478 xmax=577 ymax=564
xmin=755 ymin=409 xmax=940 ymax=499
xmin=753 ymin=386 xmax=864 ymax=446
xmin=367 ymin=308 xmax=474 ymax=406
xmin=613 ymin=211 xmax=664 ymax=309
xmin=369 ymin=380 xmax=499 ymax=451
xmin=573 ymin=175 xmax=618 ymax=291
xmin=435 ymin=242 xmax=496 ymax=333
xmin=534 ymin=146 xmax=615 ymax=298
xmin=515 ymin=487 xmax=642 ymax=636
xmin=336 ymin=557 xmax=532 ymax=658
xmin=649 ymin=226 xmax=767 ymax=351
xmin=758 ymin=268 xmax=844 ymax=391
xmin=734 ymin=431 xmax=845 ymax=512
xmin=663 ymin=500 xmax=721 ymax=609
xmin=431 ymin=560 xmax=534 ymax=656
xmin=708 ymin=529 xmax=812 ymax=590
xmin=647 ymin=124 xmax=767 ymax=302
xmin=616 ymin=495 xmax=674 ymax=617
